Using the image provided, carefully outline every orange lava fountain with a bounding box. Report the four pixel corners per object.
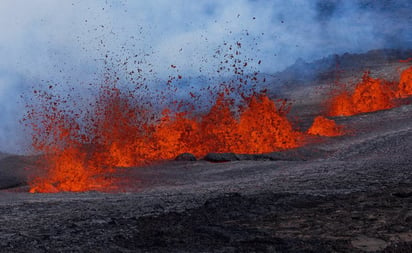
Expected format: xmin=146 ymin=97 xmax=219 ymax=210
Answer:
xmin=307 ymin=116 xmax=345 ymax=137
xmin=397 ymin=66 xmax=412 ymax=98
xmin=26 ymin=88 xmax=117 ymax=193
xmin=26 ymin=85 xmax=304 ymax=193
xmin=328 ymin=72 xmax=396 ymax=116
xmin=26 ymin=63 xmax=412 ymax=193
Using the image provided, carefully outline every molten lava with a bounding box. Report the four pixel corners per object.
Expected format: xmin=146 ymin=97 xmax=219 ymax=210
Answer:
xmin=26 ymin=63 xmax=412 ymax=193
xmin=398 ymin=66 xmax=412 ymax=98
xmin=26 ymin=90 xmax=117 ymax=193
xmin=27 ymin=87 xmax=304 ymax=193
xmin=236 ymin=95 xmax=302 ymax=153
xmin=307 ymin=116 xmax=345 ymax=137
xmin=328 ymin=72 xmax=396 ymax=116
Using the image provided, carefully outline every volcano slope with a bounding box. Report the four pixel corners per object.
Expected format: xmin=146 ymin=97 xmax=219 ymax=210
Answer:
xmin=0 ymin=102 xmax=411 ymax=252
xmin=1 ymin=75 xmax=412 ymax=251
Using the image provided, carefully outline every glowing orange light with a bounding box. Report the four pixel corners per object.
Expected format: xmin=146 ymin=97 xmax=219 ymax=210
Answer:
xmin=328 ymin=72 xmax=396 ymax=116
xmin=307 ymin=116 xmax=345 ymax=137
xmin=27 ymin=87 xmax=305 ymax=193
xmin=397 ymin=66 xmax=412 ymax=98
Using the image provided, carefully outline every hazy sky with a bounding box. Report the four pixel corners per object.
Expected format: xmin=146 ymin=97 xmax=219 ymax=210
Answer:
xmin=0 ymin=0 xmax=411 ymax=153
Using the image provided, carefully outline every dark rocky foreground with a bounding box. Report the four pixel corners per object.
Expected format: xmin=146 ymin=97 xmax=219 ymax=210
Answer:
xmin=1 ymin=187 xmax=411 ymax=252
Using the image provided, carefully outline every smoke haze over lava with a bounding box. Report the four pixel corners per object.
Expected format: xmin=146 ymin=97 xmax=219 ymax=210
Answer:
xmin=0 ymin=0 xmax=411 ymax=153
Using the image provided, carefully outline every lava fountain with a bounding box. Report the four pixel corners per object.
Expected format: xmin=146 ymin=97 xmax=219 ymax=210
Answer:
xmin=25 ymin=84 xmax=305 ymax=193
xmin=25 ymin=63 xmax=412 ymax=193
xmin=307 ymin=116 xmax=345 ymax=137
xmin=397 ymin=66 xmax=412 ymax=98
xmin=327 ymin=72 xmax=396 ymax=116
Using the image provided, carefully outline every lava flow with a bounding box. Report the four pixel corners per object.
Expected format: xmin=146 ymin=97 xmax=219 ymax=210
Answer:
xmin=26 ymin=85 xmax=305 ymax=193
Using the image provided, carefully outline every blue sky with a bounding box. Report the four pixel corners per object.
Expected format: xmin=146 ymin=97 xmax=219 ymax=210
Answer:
xmin=0 ymin=0 xmax=411 ymax=153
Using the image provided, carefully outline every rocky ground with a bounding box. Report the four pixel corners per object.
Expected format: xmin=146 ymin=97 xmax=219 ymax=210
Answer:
xmin=0 ymin=59 xmax=411 ymax=252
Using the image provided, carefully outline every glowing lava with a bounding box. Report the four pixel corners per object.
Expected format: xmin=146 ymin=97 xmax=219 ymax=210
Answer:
xmin=26 ymin=63 xmax=412 ymax=193
xmin=235 ymin=94 xmax=302 ymax=153
xmin=398 ymin=66 xmax=412 ymax=98
xmin=307 ymin=116 xmax=345 ymax=137
xmin=26 ymin=86 xmax=304 ymax=193
xmin=328 ymin=72 xmax=396 ymax=116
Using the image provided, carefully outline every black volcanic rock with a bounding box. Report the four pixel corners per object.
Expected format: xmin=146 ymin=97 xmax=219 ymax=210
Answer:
xmin=175 ymin=153 xmax=197 ymax=161
xmin=204 ymin=153 xmax=240 ymax=162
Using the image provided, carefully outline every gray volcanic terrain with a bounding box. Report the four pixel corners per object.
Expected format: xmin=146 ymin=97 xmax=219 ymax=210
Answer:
xmin=0 ymin=55 xmax=412 ymax=252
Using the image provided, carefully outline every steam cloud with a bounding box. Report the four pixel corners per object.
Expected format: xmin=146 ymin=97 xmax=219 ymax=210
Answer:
xmin=0 ymin=0 xmax=411 ymax=153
